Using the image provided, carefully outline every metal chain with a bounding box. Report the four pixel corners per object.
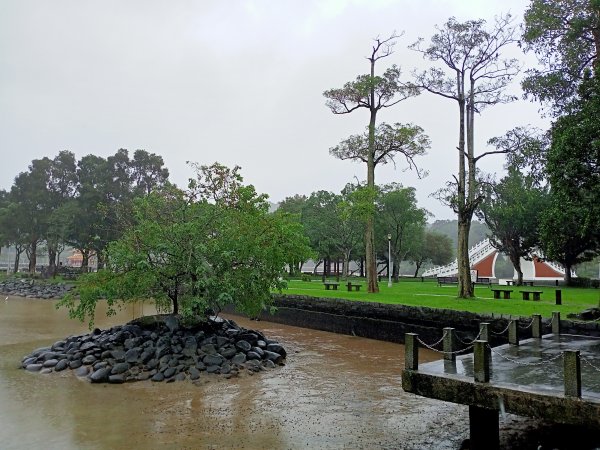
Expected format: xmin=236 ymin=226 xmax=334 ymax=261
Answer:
xmin=490 ymin=322 xmax=511 ymax=336
xmin=455 ymin=328 xmax=483 ymax=346
xmin=581 ymin=356 xmax=600 ymax=373
xmin=415 ymin=330 xmax=448 ymax=349
xmin=416 ymin=336 xmax=474 ymax=355
xmin=488 ymin=344 xmax=564 ymax=366
xmin=518 ymin=317 xmax=535 ymax=329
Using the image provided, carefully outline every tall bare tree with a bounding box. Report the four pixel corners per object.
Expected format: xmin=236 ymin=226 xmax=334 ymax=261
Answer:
xmin=324 ymin=34 xmax=420 ymax=293
xmin=411 ymin=14 xmax=520 ymax=297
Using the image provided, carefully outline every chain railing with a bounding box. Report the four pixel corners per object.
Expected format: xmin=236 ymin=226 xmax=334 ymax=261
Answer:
xmin=487 ymin=344 xmax=564 ymax=366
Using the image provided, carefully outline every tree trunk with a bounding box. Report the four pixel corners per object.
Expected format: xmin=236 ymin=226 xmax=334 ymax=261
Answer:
xmin=509 ymin=251 xmax=523 ymax=285
xmin=172 ymin=294 xmax=179 ymax=315
xmin=392 ymin=252 xmax=400 ymax=282
xmin=364 ymin=58 xmax=379 ymax=294
xmin=48 ymin=246 xmax=57 ymax=278
xmin=413 ymin=262 xmax=421 ymax=278
xmin=457 ymin=218 xmax=473 ymax=297
xmin=342 ymin=251 xmax=350 ymax=280
xmin=456 ymin=86 xmax=473 ymax=297
xmin=27 ymin=240 xmax=38 ymax=274
xmin=80 ymin=249 xmax=90 ymax=273
xmin=313 ymin=259 xmax=322 ymax=276
xmin=564 ymin=263 xmax=573 ymax=285
xmin=13 ymin=250 xmax=20 ymax=273
xmin=98 ymin=252 xmax=105 ymax=270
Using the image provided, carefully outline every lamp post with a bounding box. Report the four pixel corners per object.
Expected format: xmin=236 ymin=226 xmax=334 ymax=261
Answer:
xmin=388 ymin=234 xmax=393 ymax=288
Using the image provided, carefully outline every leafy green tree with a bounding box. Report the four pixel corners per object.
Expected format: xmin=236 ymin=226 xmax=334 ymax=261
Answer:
xmin=10 ymin=157 xmax=56 ymax=273
xmin=300 ymin=190 xmax=340 ymax=277
xmin=67 ymin=154 xmax=110 ymax=271
xmin=409 ymin=231 xmax=454 ymax=277
xmin=275 ymin=194 xmax=309 ymax=275
xmin=375 ymin=184 xmax=428 ymax=281
xmin=0 ymin=190 xmax=8 ymax=262
xmin=59 ymin=163 xmax=312 ymax=327
xmin=478 ymin=169 xmax=549 ymax=285
xmin=411 ymin=14 xmax=520 ymax=297
xmin=522 ymin=0 xmax=600 ymax=114
xmin=540 ymin=193 xmax=597 ymax=284
xmin=491 ymin=126 xmax=550 ymax=183
xmin=324 ymin=34 xmax=420 ymax=293
xmin=130 ymin=149 xmax=170 ymax=196
xmin=539 ymin=74 xmax=600 ymax=283
xmin=334 ymin=184 xmax=365 ymax=279
xmin=277 ymin=194 xmax=308 ymax=217
xmin=44 ymin=151 xmax=78 ymax=275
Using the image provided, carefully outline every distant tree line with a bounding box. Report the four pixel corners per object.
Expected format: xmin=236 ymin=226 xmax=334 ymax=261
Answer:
xmin=276 ymin=183 xmax=453 ymax=281
xmin=0 ymin=149 xmax=170 ymax=275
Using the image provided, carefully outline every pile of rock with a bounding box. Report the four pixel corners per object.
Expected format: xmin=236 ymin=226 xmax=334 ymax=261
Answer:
xmin=567 ymin=307 xmax=600 ymax=321
xmin=21 ymin=315 xmax=286 ymax=384
xmin=1 ymin=279 xmax=73 ymax=299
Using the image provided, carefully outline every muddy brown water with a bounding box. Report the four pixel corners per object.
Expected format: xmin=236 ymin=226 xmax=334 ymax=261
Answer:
xmin=3 ymin=298 xmax=597 ymax=449
xmin=0 ymin=297 xmax=475 ymax=449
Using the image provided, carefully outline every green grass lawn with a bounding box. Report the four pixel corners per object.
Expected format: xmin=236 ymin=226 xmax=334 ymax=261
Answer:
xmin=280 ymin=278 xmax=600 ymax=319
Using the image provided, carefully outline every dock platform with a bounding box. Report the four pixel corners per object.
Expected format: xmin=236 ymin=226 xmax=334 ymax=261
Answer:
xmin=402 ymin=328 xmax=600 ymax=449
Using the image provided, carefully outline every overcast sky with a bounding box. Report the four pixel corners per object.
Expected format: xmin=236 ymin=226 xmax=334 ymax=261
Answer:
xmin=0 ymin=0 xmax=549 ymax=220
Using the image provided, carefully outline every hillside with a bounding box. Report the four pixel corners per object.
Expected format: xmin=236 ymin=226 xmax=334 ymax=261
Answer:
xmin=428 ymin=219 xmax=490 ymax=255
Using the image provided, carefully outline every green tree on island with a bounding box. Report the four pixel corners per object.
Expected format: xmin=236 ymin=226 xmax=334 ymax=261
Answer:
xmin=59 ymin=162 xmax=312 ymax=328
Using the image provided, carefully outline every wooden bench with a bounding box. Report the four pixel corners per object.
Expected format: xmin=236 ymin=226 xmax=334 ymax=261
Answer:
xmin=520 ymin=290 xmax=543 ymax=301
xmin=474 ymin=277 xmax=492 ymax=287
xmin=506 ymin=280 xmax=534 ymax=286
xmin=491 ymin=288 xmax=513 ymax=299
xmin=323 ymin=282 xmax=339 ymax=290
xmin=437 ymin=276 xmax=458 ymax=286
xmin=346 ymin=282 xmax=361 ymax=292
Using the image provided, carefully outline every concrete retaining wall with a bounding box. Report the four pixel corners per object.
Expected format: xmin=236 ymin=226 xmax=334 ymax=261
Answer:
xmin=231 ymin=295 xmax=600 ymax=346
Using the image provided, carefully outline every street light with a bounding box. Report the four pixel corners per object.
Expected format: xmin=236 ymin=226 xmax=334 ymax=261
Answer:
xmin=388 ymin=234 xmax=392 ymax=288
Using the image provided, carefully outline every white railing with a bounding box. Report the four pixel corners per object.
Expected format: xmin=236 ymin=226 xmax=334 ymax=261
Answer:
xmin=540 ymin=258 xmax=577 ymax=277
xmin=423 ymin=239 xmax=578 ymax=279
xmin=422 ymin=238 xmax=496 ymax=277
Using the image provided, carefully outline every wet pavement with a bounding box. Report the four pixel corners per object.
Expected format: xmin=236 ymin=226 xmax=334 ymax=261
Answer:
xmin=421 ymin=334 xmax=600 ymax=400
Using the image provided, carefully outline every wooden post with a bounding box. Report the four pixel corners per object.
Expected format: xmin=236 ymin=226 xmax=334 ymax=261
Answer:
xmin=552 ymin=311 xmax=561 ymax=334
xmin=405 ymin=333 xmax=419 ymax=371
xmin=564 ymin=350 xmax=581 ymax=398
xmin=508 ymin=320 xmax=519 ymax=346
xmin=471 ymin=339 xmax=498 ymax=449
xmin=443 ymin=327 xmax=456 ymax=361
xmin=473 ymin=340 xmax=491 ymax=383
xmin=469 ymin=406 xmax=499 ymax=450
xmin=555 ymin=289 xmax=562 ymax=305
xmin=479 ymin=322 xmax=489 ymax=342
xmin=532 ymin=314 xmax=542 ymax=338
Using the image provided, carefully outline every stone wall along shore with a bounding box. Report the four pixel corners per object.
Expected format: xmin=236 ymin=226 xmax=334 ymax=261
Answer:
xmin=0 ymin=279 xmax=74 ymax=299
